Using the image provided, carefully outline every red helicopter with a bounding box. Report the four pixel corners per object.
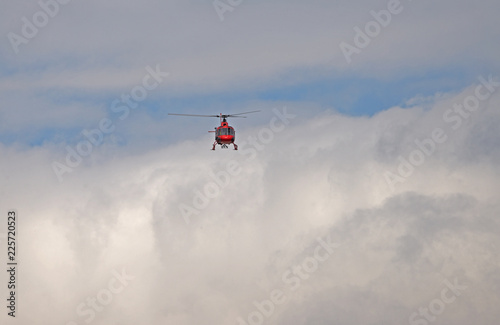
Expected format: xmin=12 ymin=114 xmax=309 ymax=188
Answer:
xmin=168 ymin=110 xmax=260 ymax=150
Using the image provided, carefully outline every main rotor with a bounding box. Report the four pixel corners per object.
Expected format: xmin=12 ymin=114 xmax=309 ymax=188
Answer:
xmin=168 ymin=110 xmax=260 ymax=122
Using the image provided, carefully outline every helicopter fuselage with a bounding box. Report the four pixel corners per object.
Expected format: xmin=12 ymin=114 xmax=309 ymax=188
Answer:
xmin=215 ymin=121 xmax=236 ymax=145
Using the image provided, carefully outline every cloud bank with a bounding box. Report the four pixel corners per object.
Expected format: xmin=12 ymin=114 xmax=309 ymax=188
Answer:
xmin=1 ymin=83 xmax=499 ymax=325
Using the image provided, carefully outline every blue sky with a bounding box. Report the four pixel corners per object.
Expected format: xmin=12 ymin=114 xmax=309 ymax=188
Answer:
xmin=0 ymin=66 xmax=484 ymax=148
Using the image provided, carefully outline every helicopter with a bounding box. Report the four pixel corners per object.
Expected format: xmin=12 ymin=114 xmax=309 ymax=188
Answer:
xmin=168 ymin=110 xmax=260 ymax=150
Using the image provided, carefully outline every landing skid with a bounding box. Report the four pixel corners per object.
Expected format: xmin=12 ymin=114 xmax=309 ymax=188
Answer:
xmin=212 ymin=142 xmax=238 ymax=150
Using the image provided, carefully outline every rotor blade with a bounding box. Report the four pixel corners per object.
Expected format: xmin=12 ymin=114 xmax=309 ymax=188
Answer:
xmin=226 ymin=110 xmax=261 ymax=117
xmin=168 ymin=113 xmax=220 ymax=118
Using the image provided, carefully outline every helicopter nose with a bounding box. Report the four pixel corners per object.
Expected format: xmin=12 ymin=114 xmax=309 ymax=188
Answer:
xmin=218 ymin=135 xmax=234 ymax=143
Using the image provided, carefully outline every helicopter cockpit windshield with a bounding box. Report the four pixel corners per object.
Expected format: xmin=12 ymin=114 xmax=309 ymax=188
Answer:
xmin=217 ymin=128 xmax=234 ymax=136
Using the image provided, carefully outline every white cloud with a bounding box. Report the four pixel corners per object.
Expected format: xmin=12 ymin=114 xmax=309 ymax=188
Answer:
xmin=1 ymin=86 xmax=499 ymax=324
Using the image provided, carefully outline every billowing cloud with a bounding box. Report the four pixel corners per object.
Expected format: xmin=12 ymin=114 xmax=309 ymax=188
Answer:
xmin=1 ymin=84 xmax=499 ymax=324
